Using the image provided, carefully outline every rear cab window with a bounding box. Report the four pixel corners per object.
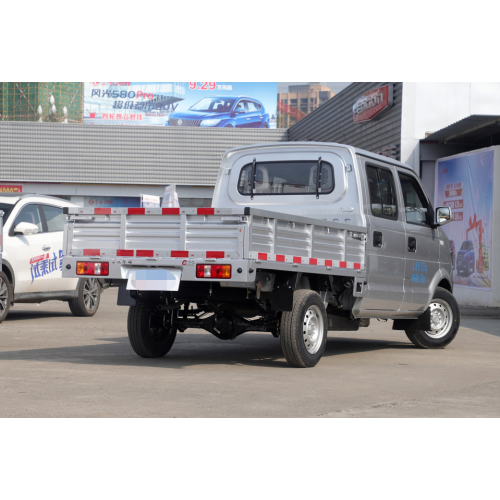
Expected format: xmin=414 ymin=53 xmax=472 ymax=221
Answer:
xmin=238 ymin=161 xmax=335 ymax=196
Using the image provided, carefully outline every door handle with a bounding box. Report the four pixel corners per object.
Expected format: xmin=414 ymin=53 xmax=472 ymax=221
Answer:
xmin=373 ymin=231 xmax=383 ymax=248
xmin=42 ymin=245 xmax=51 ymax=250
xmin=408 ymin=237 xmax=417 ymax=252
xmin=246 ymin=118 xmax=251 ymax=120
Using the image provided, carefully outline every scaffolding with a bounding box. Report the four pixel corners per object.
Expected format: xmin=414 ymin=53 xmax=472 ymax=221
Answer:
xmin=0 ymin=82 xmax=83 ymax=123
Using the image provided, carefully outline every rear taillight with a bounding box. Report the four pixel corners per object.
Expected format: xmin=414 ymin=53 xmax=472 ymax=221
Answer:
xmin=196 ymin=264 xmax=231 ymax=279
xmin=77 ymin=261 xmax=109 ymax=276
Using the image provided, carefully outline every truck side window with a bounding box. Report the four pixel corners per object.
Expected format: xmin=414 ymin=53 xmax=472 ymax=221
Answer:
xmin=366 ymin=165 xmax=398 ymax=220
xmin=13 ymin=204 xmax=43 ymax=234
xmin=398 ymin=173 xmax=429 ymax=226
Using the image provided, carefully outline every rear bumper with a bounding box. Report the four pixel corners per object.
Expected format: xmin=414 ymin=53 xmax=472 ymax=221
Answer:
xmin=62 ymin=256 xmax=255 ymax=284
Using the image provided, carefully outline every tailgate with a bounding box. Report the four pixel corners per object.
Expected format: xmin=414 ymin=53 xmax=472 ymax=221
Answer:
xmin=63 ymin=207 xmax=246 ymax=259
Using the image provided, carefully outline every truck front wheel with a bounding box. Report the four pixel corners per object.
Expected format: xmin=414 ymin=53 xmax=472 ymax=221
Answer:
xmin=127 ymin=303 xmax=177 ymax=358
xmin=405 ymin=287 xmax=460 ymax=348
xmin=280 ymin=290 xmax=328 ymax=368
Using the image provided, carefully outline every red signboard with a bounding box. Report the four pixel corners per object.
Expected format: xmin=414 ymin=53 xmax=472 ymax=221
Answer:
xmin=0 ymin=184 xmax=23 ymax=193
xmin=445 ymin=188 xmax=463 ymax=198
xmin=454 ymin=212 xmax=464 ymax=221
xmin=353 ymin=85 xmax=394 ymax=123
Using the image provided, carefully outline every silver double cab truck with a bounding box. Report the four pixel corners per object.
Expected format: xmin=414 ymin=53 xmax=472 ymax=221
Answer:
xmin=62 ymin=142 xmax=459 ymax=367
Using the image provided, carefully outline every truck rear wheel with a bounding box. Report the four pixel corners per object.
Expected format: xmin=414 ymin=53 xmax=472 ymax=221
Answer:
xmin=127 ymin=303 xmax=177 ymax=358
xmin=280 ymin=290 xmax=327 ymax=368
xmin=405 ymin=287 xmax=460 ymax=349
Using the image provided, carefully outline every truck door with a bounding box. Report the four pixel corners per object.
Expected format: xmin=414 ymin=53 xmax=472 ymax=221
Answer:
xmin=358 ymin=160 xmax=406 ymax=312
xmin=396 ymin=170 xmax=440 ymax=312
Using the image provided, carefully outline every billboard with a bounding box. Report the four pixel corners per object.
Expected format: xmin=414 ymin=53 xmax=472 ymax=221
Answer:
xmin=435 ymin=148 xmax=494 ymax=290
xmin=84 ymin=82 xmax=277 ymax=128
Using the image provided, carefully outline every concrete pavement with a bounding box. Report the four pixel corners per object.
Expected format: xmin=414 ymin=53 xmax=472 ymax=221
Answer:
xmin=1 ymin=289 xmax=499 ymax=417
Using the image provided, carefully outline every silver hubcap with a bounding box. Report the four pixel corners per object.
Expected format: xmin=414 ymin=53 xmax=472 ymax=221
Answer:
xmin=426 ymin=299 xmax=453 ymax=339
xmin=0 ymin=277 xmax=8 ymax=313
xmin=303 ymin=305 xmax=324 ymax=354
xmin=83 ymin=278 xmax=99 ymax=311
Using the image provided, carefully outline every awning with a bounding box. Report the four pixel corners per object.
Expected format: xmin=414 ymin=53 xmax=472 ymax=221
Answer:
xmin=422 ymin=115 xmax=500 ymax=144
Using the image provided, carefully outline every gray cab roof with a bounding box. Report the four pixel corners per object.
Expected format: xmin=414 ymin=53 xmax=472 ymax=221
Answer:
xmin=223 ymin=141 xmax=413 ymax=171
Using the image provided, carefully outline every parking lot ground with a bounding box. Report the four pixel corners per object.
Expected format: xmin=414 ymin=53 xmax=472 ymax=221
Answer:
xmin=1 ymin=288 xmax=499 ymax=418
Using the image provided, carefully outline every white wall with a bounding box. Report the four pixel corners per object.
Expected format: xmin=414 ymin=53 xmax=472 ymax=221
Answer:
xmin=401 ymin=83 xmax=500 ymax=172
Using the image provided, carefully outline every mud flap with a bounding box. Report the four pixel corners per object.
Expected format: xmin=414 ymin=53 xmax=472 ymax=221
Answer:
xmin=392 ymin=308 xmax=431 ymax=331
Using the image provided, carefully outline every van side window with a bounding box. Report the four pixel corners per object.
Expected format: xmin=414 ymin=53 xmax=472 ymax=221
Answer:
xmin=366 ymin=165 xmax=398 ymax=220
xmin=398 ymin=173 xmax=429 ymax=226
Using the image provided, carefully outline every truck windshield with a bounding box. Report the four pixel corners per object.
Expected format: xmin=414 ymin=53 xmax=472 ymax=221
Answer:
xmin=238 ymin=161 xmax=334 ymax=196
xmin=0 ymin=203 xmax=14 ymax=222
xmin=189 ymin=98 xmax=236 ymax=113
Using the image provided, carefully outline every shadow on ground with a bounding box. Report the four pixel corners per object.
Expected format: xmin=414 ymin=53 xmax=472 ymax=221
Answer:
xmin=0 ymin=332 xmax=414 ymax=370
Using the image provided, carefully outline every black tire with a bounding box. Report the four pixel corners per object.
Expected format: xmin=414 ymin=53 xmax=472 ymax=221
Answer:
xmin=280 ymin=289 xmax=327 ymax=368
xmin=68 ymin=278 xmax=101 ymax=317
xmin=0 ymin=271 xmax=13 ymax=323
xmin=405 ymin=287 xmax=460 ymax=349
xmin=127 ymin=303 xmax=177 ymax=358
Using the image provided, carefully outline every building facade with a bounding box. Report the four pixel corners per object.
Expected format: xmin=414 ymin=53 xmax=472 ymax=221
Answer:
xmin=277 ymin=83 xmax=334 ymax=128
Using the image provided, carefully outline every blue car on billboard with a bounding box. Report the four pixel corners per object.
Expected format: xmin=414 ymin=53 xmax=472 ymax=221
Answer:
xmin=166 ymin=96 xmax=270 ymax=128
xmin=456 ymin=240 xmax=475 ymax=276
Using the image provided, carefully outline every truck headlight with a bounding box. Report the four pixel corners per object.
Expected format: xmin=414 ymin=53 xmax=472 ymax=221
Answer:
xmin=200 ymin=119 xmax=221 ymax=127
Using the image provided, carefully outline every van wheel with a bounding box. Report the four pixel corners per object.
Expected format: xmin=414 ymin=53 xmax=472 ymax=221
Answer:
xmin=0 ymin=271 xmax=13 ymax=323
xmin=69 ymin=278 xmax=101 ymax=317
xmin=127 ymin=303 xmax=177 ymax=358
xmin=280 ymin=290 xmax=327 ymax=367
xmin=405 ymin=287 xmax=460 ymax=348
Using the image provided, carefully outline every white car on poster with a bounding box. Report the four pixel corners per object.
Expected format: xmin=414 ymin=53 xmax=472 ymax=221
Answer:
xmin=0 ymin=195 xmax=103 ymax=323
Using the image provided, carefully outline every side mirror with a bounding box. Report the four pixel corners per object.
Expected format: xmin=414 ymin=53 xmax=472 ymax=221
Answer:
xmin=436 ymin=206 xmax=452 ymax=226
xmin=233 ymin=108 xmax=245 ymax=115
xmin=14 ymin=222 xmax=39 ymax=236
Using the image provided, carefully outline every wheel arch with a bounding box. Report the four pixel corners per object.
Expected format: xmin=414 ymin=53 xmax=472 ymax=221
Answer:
xmin=1 ymin=259 xmax=15 ymax=288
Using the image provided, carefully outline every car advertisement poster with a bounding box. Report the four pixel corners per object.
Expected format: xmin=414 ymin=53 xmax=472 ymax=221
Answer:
xmin=435 ymin=148 xmax=494 ymax=290
xmin=84 ymin=82 xmax=277 ymax=128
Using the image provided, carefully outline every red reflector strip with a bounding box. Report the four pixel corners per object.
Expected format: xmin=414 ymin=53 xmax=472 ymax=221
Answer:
xmin=257 ymin=253 xmax=268 ymax=261
xmin=171 ymin=251 xmax=189 ymax=258
xmin=136 ymin=250 xmax=154 ymax=257
xmin=325 ymin=260 xmax=333 ymax=266
xmin=293 ymin=256 xmax=301 ymax=264
xmin=128 ymin=208 xmax=145 ymax=215
xmin=207 ymin=251 xmax=225 ymax=259
xmin=197 ymin=208 xmax=214 ymax=215
xmin=83 ymin=249 xmax=100 ymax=256
xmin=309 ymin=258 xmax=317 ymax=265
xmin=162 ymin=208 xmax=180 ymax=215
xmin=354 ymin=263 xmax=361 ymax=270
xmin=117 ymin=250 xmax=134 ymax=257
xmin=94 ymin=208 xmax=111 ymax=215
xmin=339 ymin=261 xmax=347 ymax=268
xmin=276 ymin=255 xmax=285 ymax=262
